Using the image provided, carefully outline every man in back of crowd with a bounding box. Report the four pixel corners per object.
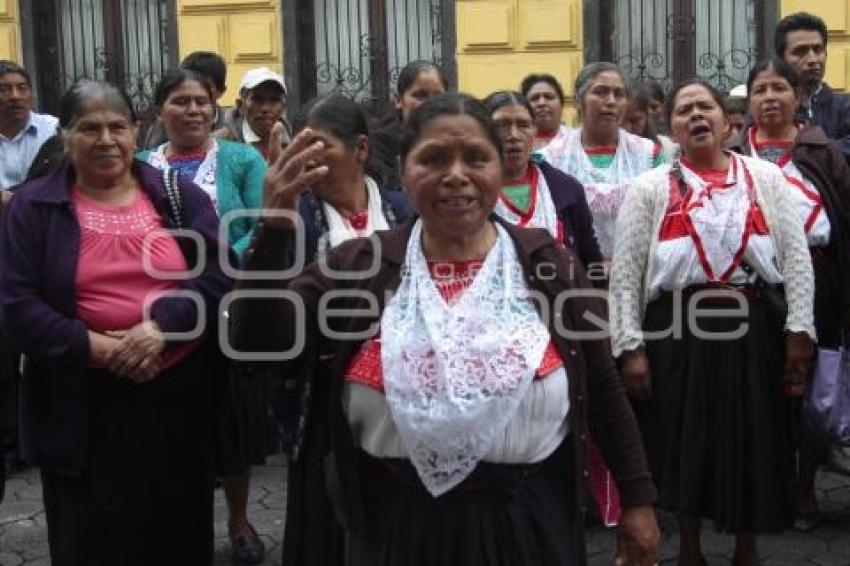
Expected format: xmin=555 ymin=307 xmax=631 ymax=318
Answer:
xmin=0 ymin=61 xmax=58 ymax=190
xmin=219 ymin=67 xmax=291 ymax=161
xmin=776 ymin=12 xmax=850 ymax=158
xmin=725 ymin=84 xmax=748 ymax=150
xmin=143 ymin=51 xmax=229 ymax=148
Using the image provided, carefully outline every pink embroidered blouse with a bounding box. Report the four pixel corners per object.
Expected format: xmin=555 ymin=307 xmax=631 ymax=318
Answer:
xmin=72 ymin=186 xmax=195 ymax=367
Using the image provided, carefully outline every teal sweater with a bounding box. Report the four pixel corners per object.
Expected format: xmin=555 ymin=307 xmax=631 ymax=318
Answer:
xmin=137 ymin=139 xmax=266 ymax=259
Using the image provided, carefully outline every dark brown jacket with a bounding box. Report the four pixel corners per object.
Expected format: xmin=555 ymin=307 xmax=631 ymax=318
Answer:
xmin=231 ymin=219 xmax=655 ymax=565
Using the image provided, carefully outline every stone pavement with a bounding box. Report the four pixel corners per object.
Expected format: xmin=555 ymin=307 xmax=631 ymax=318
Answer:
xmin=1 ymin=454 xmax=848 ymax=565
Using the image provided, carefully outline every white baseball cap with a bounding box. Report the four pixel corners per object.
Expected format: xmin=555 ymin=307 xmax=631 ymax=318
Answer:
xmin=728 ymin=84 xmax=747 ymax=99
xmin=240 ymin=67 xmax=287 ymax=95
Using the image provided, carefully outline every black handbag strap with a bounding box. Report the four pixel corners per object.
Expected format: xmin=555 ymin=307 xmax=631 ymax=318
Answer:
xmin=160 ymin=167 xmax=198 ymax=267
xmin=670 ymin=160 xmax=689 ymax=198
xmin=162 ymin=167 xmax=185 ymax=230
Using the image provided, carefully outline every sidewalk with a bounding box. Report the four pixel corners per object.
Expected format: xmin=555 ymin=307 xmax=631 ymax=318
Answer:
xmin=1 ymin=454 xmax=848 ymax=565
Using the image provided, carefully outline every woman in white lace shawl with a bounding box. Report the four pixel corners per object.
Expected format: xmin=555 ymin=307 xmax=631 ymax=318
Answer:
xmin=538 ymin=63 xmax=666 ymax=259
xmin=609 ymin=79 xmax=816 ymax=566
xmin=232 ymin=92 xmax=661 ymax=566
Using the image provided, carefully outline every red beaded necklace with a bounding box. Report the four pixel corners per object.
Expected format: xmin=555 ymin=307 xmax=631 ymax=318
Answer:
xmin=346 ymin=209 xmax=369 ymax=230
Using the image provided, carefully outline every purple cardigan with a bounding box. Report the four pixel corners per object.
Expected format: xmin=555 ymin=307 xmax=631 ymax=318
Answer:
xmin=0 ymin=159 xmax=233 ymax=473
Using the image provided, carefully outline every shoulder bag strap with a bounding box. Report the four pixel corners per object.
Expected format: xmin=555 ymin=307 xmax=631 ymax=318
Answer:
xmin=161 ymin=167 xmax=198 ymax=267
xmin=162 ymin=166 xmax=185 ymax=230
xmin=670 ymin=160 xmax=688 ymax=198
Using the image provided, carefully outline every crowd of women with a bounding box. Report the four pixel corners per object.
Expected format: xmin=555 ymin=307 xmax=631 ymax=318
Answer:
xmin=1 ymin=30 xmax=849 ymax=566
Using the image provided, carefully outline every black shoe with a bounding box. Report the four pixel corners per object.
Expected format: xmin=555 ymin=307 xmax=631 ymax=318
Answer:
xmin=230 ymin=523 xmax=266 ymax=565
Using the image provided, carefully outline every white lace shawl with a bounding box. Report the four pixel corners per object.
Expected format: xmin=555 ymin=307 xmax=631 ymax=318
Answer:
xmin=343 ymin=371 xmax=569 ymax=464
xmin=608 ymin=155 xmax=816 ymax=357
xmin=380 ymin=221 xmax=550 ymax=497
xmin=541 ymin=127 xmax=658 ymax=258
xmin=321 ymin=176 xmax=389 ymax=249
xmin=534 ymin=123 xmax=571 ymax=152
xmin=493 ymin=163 xmax=560 ymax=239
xmin=658 ymin=135 xmax=680 ymax=162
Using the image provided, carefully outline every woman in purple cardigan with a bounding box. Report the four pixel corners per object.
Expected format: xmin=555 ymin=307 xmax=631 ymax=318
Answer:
xmin=483 ymin=91 xmax=603 ymax=271
xmin=0 ymin=80 xmax=232 ymax=565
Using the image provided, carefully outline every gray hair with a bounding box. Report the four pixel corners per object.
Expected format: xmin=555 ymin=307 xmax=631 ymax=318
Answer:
xmin=58 ymin=79 xmax=137 ymax=130
xmin=573 ymin=62 xmax=630 ymax=109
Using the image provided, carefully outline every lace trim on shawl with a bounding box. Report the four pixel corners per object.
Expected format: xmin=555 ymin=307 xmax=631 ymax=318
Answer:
xmin=379 ymin=221 xmax=551 ymax=496
xmin=542 ymin=128 xmax=658 ymax=258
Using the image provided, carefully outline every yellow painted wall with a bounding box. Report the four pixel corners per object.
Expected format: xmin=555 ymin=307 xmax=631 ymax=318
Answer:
xmin=782 ymin=0 xmax=850 ymax=91
xmin=455 ymin=0 xmax=583 ymax=123
xmin=176 ymin=0 xmax=283 ymax=107
xmin=0 ymin=0 xmax=20 ymax=62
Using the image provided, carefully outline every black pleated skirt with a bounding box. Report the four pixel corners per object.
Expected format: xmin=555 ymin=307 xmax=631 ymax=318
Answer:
xmin=635 ymin=291 xmax=795 ymax=533
xmin=345 ymin=439 xmax=578 ymax=566
xmin=214 ymin=360 xmax=280 ymax=475
xmin=812 ymin=246 xmax=844 ymax=348
xmin=281 ymin=365 xmax=343 ymax=566
xmin=41 ymin=345 xmax=216 ymax=566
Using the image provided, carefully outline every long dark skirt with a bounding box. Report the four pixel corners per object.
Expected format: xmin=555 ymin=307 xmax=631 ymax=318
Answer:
xmin=0 ymin=333 xmax=20 ymax=502
xmin=812 ymin=247 xmax=844 ymax=348
xmin=281 ymin=364 xmax=344 ymax=566
xmin=41 ymin=346 xmax=216 ymax=566
xmin=636 ymin=291 xmax=795 ymax=533
xmin=215 ymin=360 xmax=279 ymax=475
xmin=346 ymin=439 xmax=578 ymax=566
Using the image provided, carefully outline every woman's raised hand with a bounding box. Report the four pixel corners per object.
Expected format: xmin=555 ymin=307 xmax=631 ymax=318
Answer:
xmin=262 ymin=123 xmax=329 ymax=228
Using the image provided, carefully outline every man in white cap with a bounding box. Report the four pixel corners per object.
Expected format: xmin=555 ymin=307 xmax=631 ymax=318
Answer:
xmin=219 ymin=67 xmax=291 ymax=161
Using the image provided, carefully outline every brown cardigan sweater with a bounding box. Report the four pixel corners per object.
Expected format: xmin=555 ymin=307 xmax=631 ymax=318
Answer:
xmin=231 ymin=218 xmax=656 ymax=563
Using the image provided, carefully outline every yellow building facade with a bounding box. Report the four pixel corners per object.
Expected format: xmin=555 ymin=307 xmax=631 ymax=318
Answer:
xmin=455 ymin=0 xmax=583 ymax=96
xmin=0 ymin=0 xmax=19 ymax=63
xmin=456 ymin=0 xmax=583 ymax=121
xmin=1 ymin=1 xmax=850 ymax=107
